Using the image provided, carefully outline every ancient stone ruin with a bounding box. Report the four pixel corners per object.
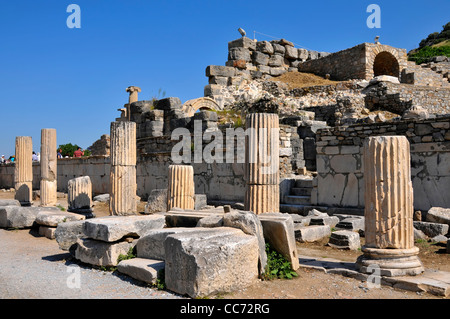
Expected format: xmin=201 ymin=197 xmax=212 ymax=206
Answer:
xmin=1 ymin=33 xmax=449 ymax=298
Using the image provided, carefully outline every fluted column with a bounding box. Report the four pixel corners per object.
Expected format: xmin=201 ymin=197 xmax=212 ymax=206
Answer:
xmin=68 ymin=176 xmax=92 ymax=213
xmin=109 ymin=121 xmax=137 ymax=215
xmin=40 ymin=129 xmax=57 ymax=206
xmin=244 ymin=113 xmax=280 ymax=214
xmin=14 ymin=136 xmax=33 ymax=206
xmin=356 ymin=136 xmax=423 ymax=277
xmin=167 ymin=165 xmax=195 ymax=210
xmin=363 ymin=136 xmax=414 ymax=249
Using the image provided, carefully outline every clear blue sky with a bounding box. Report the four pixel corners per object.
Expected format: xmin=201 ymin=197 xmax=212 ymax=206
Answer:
xmin=0 ymin=0 xmax=448 ymax=157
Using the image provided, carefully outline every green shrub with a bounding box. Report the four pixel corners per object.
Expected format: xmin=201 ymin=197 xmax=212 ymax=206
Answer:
xmin=117 ymin=246 xmax=136 ymax=263
xmin=262 ymin=243 xmax=298 ymax=280
xmin=408 ymin=45 xmax=450 ymax=64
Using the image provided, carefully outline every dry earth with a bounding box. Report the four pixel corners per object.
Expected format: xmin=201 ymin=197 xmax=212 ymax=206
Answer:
xmin=0 ymin=190 xmax=448 ymax=300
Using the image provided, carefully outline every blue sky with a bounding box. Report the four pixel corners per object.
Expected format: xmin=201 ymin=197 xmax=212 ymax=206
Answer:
xmin=0 ymin=0 xmax=448 ymax=157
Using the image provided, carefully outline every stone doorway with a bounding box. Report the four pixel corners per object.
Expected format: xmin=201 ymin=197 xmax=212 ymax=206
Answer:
xmin=373 ymin=51 xmax=400 ymax=78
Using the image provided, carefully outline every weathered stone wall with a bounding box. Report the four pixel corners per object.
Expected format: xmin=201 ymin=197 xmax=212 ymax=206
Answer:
xmin=364 ymin=81 xmax=450 ymax=115
xmin=298 ymin=43 xmax=407 ymax=81
xmin=0 ymin=123 xmax=303 ymax=204
xmin=312 ymin=116 xmax=450 ymax=211
xmin=0 ymin=157 xmax=111 ymax=195
xmin=88 ymin=134 xmax=110 ymax=156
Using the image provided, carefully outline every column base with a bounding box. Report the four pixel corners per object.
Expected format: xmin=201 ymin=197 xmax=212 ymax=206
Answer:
xmin=356 ymin=246 xmax=424 ymax=277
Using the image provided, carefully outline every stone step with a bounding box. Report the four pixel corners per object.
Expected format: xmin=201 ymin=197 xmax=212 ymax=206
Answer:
xmin=294 ymin=178 xmax=313 ymax=188
xmin=117 ymin=258 xmax=165 ymax=285
xmin=283 ymin=195 xmax=310 ymax=206
xmin=291 ymin=187 xmax=312 ymax=196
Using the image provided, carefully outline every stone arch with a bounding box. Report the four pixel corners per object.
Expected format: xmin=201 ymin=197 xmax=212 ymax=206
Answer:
xmin=373 ymin=51 xmax=400 ymax=77
xmin=182 ymin=97 xmax=223 ymax=117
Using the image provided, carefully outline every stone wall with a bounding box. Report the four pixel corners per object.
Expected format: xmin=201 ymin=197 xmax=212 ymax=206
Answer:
xmin=298 ymin=43 xmax=407 ymax=81
xmin=0 ymin=156 xmax=110 ymax=196
xmin=88 ymin=134 xmax=110 ymax=156
xmin=364 ymin=81 xmax=450 ymax=115
xmin=0 ymin=122 xmax=304 ymax=204
xmin=312 ymin=116 xmax=450 ymax=211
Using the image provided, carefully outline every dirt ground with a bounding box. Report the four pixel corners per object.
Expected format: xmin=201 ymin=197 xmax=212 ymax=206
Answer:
xmin=1 ymin=190 xmax=448 ymax=299
xmin=268 ymin=71 xmax=340 ymax=89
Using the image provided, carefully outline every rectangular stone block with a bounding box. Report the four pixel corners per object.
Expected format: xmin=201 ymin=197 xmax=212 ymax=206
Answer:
xmin=74 ymin=238 xmax=135 ymax=267
xmin=117 ymin=258 xmax=165 ymax=284
xmin=83 ymin=215 xmax=166 ymax=242
xmin=164 ymin=227 xmax=259 ymax=298
xmin=258 ymin=213 xmax=299 ymax=270
xmin=295 ymin=225 xmax=331 ymax=242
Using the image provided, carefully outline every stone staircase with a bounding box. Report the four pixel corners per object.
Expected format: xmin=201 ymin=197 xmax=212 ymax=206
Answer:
xmin=280 ymin=177 xmax=314 ymax=215
xmin=402 ymin=61 xmax=450 ymax=88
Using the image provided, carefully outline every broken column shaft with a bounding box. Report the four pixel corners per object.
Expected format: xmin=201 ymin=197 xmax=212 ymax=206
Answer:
xmin=167 ymin=165 xmax=195 ymax=210
xmin=40 ymin=129 xmax=57 ymax=207
xmin=109 ymin=121 xmax=137 ymax=215
xmin=14 ymin=136 xmax=33 ymax=206
xmin=244 ymin=113 xmax=280 ymax=214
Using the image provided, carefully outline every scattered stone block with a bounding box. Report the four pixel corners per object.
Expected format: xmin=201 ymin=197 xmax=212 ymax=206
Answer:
xmin=55 ymin=220 xmax=86 ymax=251
xmin=117 ymin=258 xmax=165 ymax=284
xmin=93 ymin=194 xmax=109 ymax=202
xmin=328 ymin=230 xmax=361 ymax=250
xmin=136 ymin=227 xmax=203 ymax=260
xmin=0 ymin=200 xmax=20 ymax=207
xmin=0 ymin=206 xmax=41 ymax=229
xmin=413 ymin=221 xmax=449 ymax=238
xmin=196 ymin=215 xmax=223 ymax=228
xmin=164 ymin=227 xmax=259 ymax=298
xmin=335 ymin=217 xmax=365 ymax=232
xmin=83 ymin=215 xmax=166 ymax=242
xmin=165 ymin=209 xmax=224 ymax=227
xmin=223 ymin=210 xmax=267 ymax=274
xmin=258 ymin=213 xmax=299 ymax=270
xmin=74 ymin=238 xmax=135 ymax=267
xmin=309 ymin=216 xmax=340 ymax=228
xmin=295 ymin=225 xmax=331 ymax=242
xmin=36 ymin=211 xmax=85 ymax=227
xmin=39 ymin=226 xmax=56 ymax=239
xmin=144 ymin=189 xmax=167 ymax=214
xmin=426 ymin=207 xmax=450 ymax=226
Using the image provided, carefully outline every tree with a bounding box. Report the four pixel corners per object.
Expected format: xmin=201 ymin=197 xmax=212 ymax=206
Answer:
xmin=58 ymin=143 xmax=91 ymax=157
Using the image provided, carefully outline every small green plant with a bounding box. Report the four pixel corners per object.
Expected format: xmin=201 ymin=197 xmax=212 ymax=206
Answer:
xmin=56 ymin=204 xmax=66 ymax=212
xmin=117 ymin=246 xmax=136 ymax=264
xmin=261 ymin=243 xmax=298 ymax=280
xmin=154 ymin=269 xmax=166 ymax=290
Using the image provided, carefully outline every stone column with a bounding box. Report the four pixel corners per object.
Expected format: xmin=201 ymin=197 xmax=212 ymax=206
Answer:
xmin=109 ymin=121 xmax=137 ymax=215
xmin=167 ymin=165 xmax=195 ymax=210
xmin=14 ymin=136 xmax=33 ymax=206
xmin=68 ymin=176 xmax=92 ymax=215
xmin=40 ymin=129 xmax=57 ymax=207
xmin=244 ymin=113 xmax=280 ymax=214
xmin=356 ymin=136 xmax=424 ymax=277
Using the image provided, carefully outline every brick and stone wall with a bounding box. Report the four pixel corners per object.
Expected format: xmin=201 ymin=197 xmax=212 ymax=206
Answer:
xmin=312 ymin=116 xmax=450 ymax=211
